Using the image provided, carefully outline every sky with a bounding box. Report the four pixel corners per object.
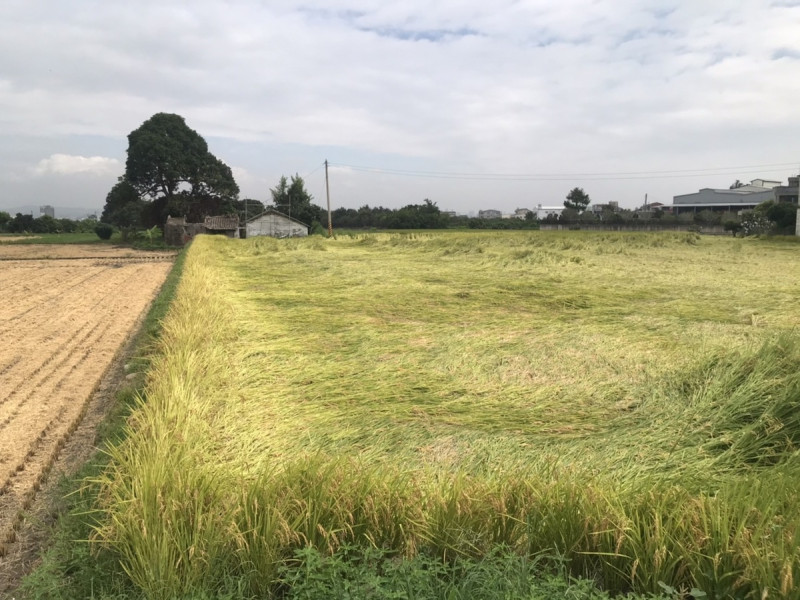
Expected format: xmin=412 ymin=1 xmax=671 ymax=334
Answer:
xmin=1 ymin=0 xmax=799 ymax=219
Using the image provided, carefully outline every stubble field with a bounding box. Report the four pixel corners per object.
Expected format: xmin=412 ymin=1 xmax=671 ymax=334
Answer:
xmin=0 ymin=244 xmax=174 ymax=558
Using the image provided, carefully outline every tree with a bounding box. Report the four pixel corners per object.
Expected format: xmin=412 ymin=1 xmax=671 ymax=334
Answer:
xmin=95 ymin=223 xmax=114 ymax=240
xmin=8 ymin=213 xmax=35 ymax=233
xmin=387 ymin=199 xmax=445 ymax=229
xmin=30 ymin=215 xmax=60 ymax=234
xmin=559 ymin=207 xmax=580 ymax=223
xmin=123 ymin=113 xmax=239 ymax=227
xmin=0 ymin=211 xmax=10 ymax=232
xmin=564 ymin=187 xmax=590 ymax=213
xmin=730 ymin=180 xmax=746 ymax=189
xmin=269 ymin=174 xmax=321 ymax=227
xmin=101 ymin=177 xmax=145 ymax=241
xmin=757 ymin=200 xmax=797 ymax=234
xmin=740 ymin=210 xmax=773 ymax=236
xmin=236 ymin=198 xmax=266 ymax=223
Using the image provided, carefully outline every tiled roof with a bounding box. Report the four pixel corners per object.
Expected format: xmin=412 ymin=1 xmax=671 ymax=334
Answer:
xmin=204 ymin=215 xmax=240 ymax=230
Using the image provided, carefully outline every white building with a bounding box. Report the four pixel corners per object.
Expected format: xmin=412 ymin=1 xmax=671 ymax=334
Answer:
xmin=532 ymin=204 xmax=564 ymax=220
xmin=245 ymin=208 xmax=309 ymax=238
xmin=509 ymin=208 xmax=531 ymax=219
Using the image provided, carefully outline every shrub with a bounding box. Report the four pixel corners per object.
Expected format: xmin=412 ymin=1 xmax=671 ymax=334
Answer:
xmin=94 ymin=222 xmax=114 ymax=240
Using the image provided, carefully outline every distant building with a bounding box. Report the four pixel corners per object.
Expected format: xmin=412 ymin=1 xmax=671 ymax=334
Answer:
xmin=775 ymin=175 xmax=799 ymax=204
xmin=165 ymin=214 xmax=240 ymax=246
xmin=512 ymin=208 xmax=531 ymax=219
xmin=669 ymin=176 xmax=799 ymax=215
xmin=478 ymin=209 xmax=502 ymax=219
xmin=203 ymin=215 xmax=240 ymax=237
xmin=246 ymin=208 xmax=309 ymax=238
xmin=751 ymin=179 xmax=782 ymax=188
xmin=633 ymin=201 xmax=664 ymax=219
xmin=39 ymin=205 xmax=55 ymax=218
xmin=589 ymin=201 xmax=620 ymax=215
xmin=532 ymin=204 xmax=564 ymax=220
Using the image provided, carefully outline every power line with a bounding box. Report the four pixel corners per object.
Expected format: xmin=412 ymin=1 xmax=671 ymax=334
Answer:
xmin=327 ymin=161 xmax=798 ymax=182
xmin=301 ymin=162 xmax=326 ymax=180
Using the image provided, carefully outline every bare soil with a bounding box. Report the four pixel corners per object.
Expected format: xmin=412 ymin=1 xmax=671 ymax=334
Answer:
xmin=0 ymin=244 xmax=175 ymax=593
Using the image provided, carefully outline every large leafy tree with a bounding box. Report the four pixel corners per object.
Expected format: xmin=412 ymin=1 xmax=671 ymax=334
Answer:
xmin=109 ymin=113 xmax=239 ymax=228
xmin=269 ymin=174 xmax=321 ymax=227
xmin=564 ymin=187 xmax=591 ymax=213
xmin=101 ymin=177 xmax=146 ymax=240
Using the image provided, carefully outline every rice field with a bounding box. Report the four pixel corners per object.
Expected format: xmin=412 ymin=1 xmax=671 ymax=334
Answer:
xmin=96 ymin=231 xmax=800 ymax=599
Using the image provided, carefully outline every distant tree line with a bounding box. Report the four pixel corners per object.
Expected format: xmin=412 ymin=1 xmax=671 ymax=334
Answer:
xmin=332 ymin=199 xmax=449 ymax=229
xmin=553 ymin=203 xmax=796 ymax=235
xmin=0 ymin=211 xmax=99 ymax=234
xmin=331 ymin=200 xmax=543 ymax=230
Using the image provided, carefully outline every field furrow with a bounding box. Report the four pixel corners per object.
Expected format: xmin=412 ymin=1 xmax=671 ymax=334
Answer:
xmin=0 ymin=245 xmax=173 ymax=557
xmin=0 ymin=262 xmax=160 ymax=405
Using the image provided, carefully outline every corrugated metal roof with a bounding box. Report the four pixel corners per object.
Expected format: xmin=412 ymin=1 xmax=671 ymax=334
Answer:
xmin=662 ymin=202 xmax=761 ymax=208
xmin=204 ymin=215 xmax=240 ymax=230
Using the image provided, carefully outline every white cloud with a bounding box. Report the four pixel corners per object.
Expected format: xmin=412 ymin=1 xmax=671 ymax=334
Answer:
xmin=32 ymin=154 xmax=121 ymax=177
xmin=230 ymin=165 xmax=271 ymax=199
xmin=1 ymin=0 xmax=799 ymax=213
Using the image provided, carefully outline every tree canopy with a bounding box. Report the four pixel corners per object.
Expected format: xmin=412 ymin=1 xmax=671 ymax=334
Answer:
xmin=330 ymin=200 xmax=451 ymax=229
xmin=269 ymin=174 xmax=322 ymax=227
xmin=101 ymin=177 xmax=145 ymax=240
xmin=103 ymin=113 xmax=240 ymax=229
xmin=564 ymin=187 xmax=591 ymax=212
xmin=756 ymin=200 xmax=797 ymax=234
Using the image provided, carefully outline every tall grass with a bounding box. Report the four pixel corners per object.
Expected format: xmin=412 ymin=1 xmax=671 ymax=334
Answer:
xmin=95 ymin=232 xmax=800 ymax=599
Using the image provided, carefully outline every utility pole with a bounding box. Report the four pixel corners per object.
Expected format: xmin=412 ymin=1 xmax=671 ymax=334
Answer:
xmin=325 ymin=159 xmax=333 ymax=238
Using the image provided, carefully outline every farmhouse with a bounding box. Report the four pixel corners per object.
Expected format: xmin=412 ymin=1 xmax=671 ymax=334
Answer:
xmin=165 ymin=215 xmax=240 ymax=246
xmin=245 ymin=208 xmax=309 ymax=238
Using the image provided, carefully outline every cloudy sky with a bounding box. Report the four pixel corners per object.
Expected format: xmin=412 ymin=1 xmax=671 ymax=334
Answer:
xmin=1 ymin=0 xmax=799 ymax=218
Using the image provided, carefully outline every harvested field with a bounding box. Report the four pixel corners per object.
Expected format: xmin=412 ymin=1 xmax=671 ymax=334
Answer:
xmin=0 ymin=244 xmax=174 ymax=558
xmin=0 ymin=237 xmax=39 ymax=243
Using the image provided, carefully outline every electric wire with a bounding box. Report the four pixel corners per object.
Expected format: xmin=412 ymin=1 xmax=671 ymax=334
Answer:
xmin=327 ymin=161 xmax=798 ymax=182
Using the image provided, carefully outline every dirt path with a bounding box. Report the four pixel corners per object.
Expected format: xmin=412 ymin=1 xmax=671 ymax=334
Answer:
xmin=0 ymin=245 xmax=175 ymax=593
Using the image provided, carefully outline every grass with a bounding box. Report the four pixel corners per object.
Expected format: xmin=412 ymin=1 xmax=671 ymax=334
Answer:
xmin=40 ymin=231 xmax=800 ymax=598
xmin=0 ymin=231 xmax=178 ymax=247
xmin=0 ymin=232 xmax=120 ymax=244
